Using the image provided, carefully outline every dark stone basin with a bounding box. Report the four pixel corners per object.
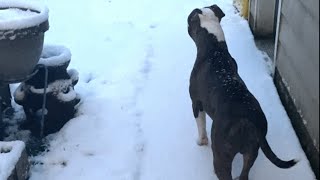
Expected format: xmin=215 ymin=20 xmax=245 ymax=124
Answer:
xmin=0 ymin=2 xmax=49 ymax=83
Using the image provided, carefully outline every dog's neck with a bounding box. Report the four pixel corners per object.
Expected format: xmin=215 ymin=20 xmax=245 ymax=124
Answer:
xmin=195 ymin=36 xmax=229 ymax=63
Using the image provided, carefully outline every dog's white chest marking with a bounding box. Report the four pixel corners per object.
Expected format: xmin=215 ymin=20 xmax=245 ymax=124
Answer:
xmin=199 ymin=8 xmax=225 ymax=42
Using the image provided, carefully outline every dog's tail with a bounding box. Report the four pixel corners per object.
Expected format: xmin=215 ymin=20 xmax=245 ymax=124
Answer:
xmin=258 ymin=134 xmax=298 ymax=168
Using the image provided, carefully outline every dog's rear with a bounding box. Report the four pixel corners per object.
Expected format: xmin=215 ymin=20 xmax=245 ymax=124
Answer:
xmin=188 ymin=5 xmax=297 ymax=180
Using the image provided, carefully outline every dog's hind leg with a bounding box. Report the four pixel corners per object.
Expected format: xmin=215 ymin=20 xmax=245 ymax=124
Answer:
xmin=213 ymin=153 xmax=234 ymax=180
xmin=192 ymin=101 xmax=208 ymax=145
xmin=238 ymin=148 xmax=258 ymax=180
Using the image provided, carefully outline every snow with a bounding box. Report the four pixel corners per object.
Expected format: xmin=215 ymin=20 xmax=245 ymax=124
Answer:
xmin=55 ymin=86 xmax=77 ymax=102
xmin=67 ymin=69 xmax=79 ymax=84
xmin=0 ymin=0 xmax=48 ymax=30
xmin=3 ymin=0 xmax=316 ymax=180
xmin=39 ymin=44 xmax=71 ymax=67
xmin=14 ymin=79 xmax=78 ymax=103
xmin=0 ymin=8 xmax=37 ymax=21
xmin=0 ymin=141 xmax=25 ymax=180
xmin=29 ymin=79 xmax=77 ymax=102
xmin=12 ymin=83 xmax=26 ymax=102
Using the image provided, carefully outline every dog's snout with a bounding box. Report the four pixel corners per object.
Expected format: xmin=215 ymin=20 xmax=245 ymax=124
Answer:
xmin=188 ymin=9 xmax=201 ymax=24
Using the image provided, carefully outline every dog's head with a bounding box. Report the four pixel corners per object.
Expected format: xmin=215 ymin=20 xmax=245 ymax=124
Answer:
xmin=187 ymin=5 xmax=225 ymax=43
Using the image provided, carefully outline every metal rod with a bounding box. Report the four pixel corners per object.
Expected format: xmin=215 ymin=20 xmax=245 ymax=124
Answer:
xmin=0 ymin=96 xmax=2 ymax=140
xmin=38 ymin=64 xmax=48 ymax=138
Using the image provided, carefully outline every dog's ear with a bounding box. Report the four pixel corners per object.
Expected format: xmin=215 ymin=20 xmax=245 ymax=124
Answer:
xmin=208 ymin=4 xmax=225 ymax=22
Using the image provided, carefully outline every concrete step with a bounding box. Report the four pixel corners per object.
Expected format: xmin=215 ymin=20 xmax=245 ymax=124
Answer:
xmin=0 ymin=141 xmax=29 ymax=180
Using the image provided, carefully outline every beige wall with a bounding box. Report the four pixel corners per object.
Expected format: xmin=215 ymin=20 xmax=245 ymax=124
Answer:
xmin=275 ymin=0 xmax=319 ymax=151
xmin=248 ymin=0 xmax=276 ymax=37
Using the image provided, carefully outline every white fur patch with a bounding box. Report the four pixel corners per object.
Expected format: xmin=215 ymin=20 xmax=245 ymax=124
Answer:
xmin=199 ymin=8 xmax=225 ymax=42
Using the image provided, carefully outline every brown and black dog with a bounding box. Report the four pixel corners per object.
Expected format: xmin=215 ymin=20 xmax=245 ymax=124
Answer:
xmin=187 ymin=4 xmax=297 ymax=180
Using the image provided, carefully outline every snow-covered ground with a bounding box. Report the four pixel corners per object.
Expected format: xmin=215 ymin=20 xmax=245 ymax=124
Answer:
xmin=4 ymin=0 xmax=317 ymax=179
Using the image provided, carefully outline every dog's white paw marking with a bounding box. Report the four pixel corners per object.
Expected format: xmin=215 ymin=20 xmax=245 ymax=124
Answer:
xmin=199 ymin=8 xmax=225 ymax=42
xmin=197 ymin=136 xmax=209 ymax=146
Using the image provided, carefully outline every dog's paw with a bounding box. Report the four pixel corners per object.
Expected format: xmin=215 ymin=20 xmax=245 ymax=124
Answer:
xmin=233 ymin=177 xmax=240 ymax=180
xmin=197 ymin=136 xmax=209 ymax=146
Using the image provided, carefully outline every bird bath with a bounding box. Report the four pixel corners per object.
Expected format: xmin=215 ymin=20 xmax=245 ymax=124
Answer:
xmin=0 ymin=0 xmax=49 ymax=139
xmin=0 ymin=1 xmax=49 ymax=83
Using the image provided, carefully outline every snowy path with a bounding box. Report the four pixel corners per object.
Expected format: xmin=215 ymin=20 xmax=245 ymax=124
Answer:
xmin=20 ymin=0 xmax=316 ymax=180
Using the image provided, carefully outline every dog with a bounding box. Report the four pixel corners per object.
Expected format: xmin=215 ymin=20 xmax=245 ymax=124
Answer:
xmin=187 ymin=5 xmax=297 ymax=180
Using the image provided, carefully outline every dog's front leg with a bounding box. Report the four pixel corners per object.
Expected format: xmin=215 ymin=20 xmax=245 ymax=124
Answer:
xmin=192 ymin=101 xmax=208 ymax=145
xmin=196 ymin=111 xmax=208 ymax=145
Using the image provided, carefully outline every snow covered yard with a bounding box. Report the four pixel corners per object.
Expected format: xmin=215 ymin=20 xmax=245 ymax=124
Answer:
xmin=3 ymin=0 xmax=316 ymax=179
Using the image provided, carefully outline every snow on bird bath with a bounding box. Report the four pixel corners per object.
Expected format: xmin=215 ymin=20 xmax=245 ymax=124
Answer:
xmin=0 ymin=0 xmax=48 ymax=30
xmin=68 ymin=69 xmax=79 ymax=84
xmin=29 ymin=79 xmax=77 ymax=102
xmin=0 ymin=8 xmax=38 ymax=21
xmin=0 ymin=141 xmax=25 ymax=180
xmin=39 ymin=45 xmax=72 ymax=67
xmin=13 ymin=82 xmax=26 ymax=102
